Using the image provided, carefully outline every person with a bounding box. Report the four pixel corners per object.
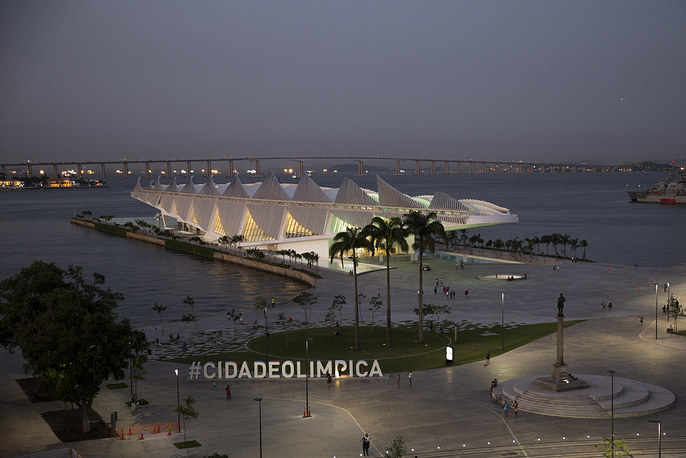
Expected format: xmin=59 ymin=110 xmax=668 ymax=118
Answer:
xmin=503 ymin=401 xmax=509 ymax=417
xmin=182 ymin=341 xmax=187 ymax=352
xmin=513 ymin=400 xmax=518 ymax=418
xmin=212 ymin=380 xmax=216 ymax=390
xmin=397 ymin=374 xmax=400 ymax=389
xmin=287 ymin=315 xmax=292 ymax=322
xmin=175 ymin=333 xmax=180 ymax=342
xmin=601 ymin=302 xmax=606 ymax=311
xmin=486 ymin=351 xmax=490 ymax=365
xmin=668 ymin=325 xmax=674 ymax=333
xmin=557 ymin=293 xmax=566 ymax=316
xmin=327 ymin=373 xmax=332 ymax=386
xmin=465 ymin=289 xmax=469 ymax=298
xmin=408 ymin=370 xmax=412 ymax=387
xmin=434 ymin=286 xmax=437 ymax=294
xmin=225 ymin=384 xmax=231 ymax=400
xmin=608 ymin=302 xmax=613 ymax=312
xmin=524 ymin=272 xmax=528 ymax=279
xmin=271 ymin=297 xmax=275 ymax=308
xmin=131 ymin=394 xmax=138 ymax=412
xmin=361 ymin=433 xmax=371 ymax=456
xmin=253 ymin=320 xmax=258 ymax=329
xmin=239 ymin=314 xmax=244 ymax=325
xmin=377 ymin=289 xmax=380 ymax=298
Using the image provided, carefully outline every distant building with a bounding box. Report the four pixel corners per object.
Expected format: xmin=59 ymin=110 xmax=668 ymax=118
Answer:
xmin=131 ymin=173 xmax=517 ymax=261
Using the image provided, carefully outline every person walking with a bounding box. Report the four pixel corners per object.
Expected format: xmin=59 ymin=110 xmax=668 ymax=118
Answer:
xmin=486 ymin=351 xmax=490 ymax=365
xmin=361 ymin=433 xmax=371 ymax=456
xmin=513 ymin=400 xmax=518 ymax=417
xmin=503 ymin=401 xmax=509 ymax=418
xmin=271 ymin=297 xmax=275 ymax=308
xmin=408 ymin=370 xmax=413 ymax=387
xmin=225 ymin=384 xmax=231 ymax=400
xmin=397 ymin=374 xmax=400 ymax=389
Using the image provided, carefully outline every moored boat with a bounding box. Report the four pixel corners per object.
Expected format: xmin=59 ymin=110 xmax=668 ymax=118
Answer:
xmin=627 ymin=173 xmax=686 ymax=205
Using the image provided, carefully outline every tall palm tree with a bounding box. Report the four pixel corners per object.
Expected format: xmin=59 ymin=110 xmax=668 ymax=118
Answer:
xmin=580 ymin=240 xmax=588 ymax=259
xmin=365 ymin=216 xmax=409 ymax=347
xmin=329 ymin=227 xmax=374 ymax=351
xmin=541 ymin=235 xmax=551 ymax=256
xmin=402 ymin=211 xmax=446 ymax=344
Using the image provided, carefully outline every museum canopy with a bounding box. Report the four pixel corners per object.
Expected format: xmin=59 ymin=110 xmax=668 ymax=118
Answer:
xmin=131 ymin=173 xmax=517 ymax=259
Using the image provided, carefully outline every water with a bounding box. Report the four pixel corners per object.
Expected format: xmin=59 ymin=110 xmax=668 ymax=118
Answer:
xmin=1 ymin=171 xmax=684 ymax=328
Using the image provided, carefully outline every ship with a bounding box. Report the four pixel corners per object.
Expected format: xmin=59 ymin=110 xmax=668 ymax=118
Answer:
xmin=626 ymin=173 xmax=686 ymax=205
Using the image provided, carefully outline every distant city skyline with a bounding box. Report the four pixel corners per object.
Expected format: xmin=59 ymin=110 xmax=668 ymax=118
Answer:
xmin=2 ymin=1 xmax=685 ymax=165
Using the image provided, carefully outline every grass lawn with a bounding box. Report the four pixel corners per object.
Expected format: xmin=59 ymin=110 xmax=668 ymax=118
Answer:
xmin=166 ymin=320 xmax=582 ymax=373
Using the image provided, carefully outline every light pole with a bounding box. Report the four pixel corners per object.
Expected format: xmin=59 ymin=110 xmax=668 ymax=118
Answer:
xmin=501 ymin=292 xmax=506 ymax=351
xmin=254 ymin=398 xmax=263 ymax=458
xmin=667 ymin=282 xmax=670 ymax=321
xmin=649 ymin=419 xmax=661 ymax=458
xmin=655 ymin=283 xmax=659 ymax=340
xmin=174 ymin=369 xmax=180 ymax=433
xmin=608 ymin=370 xmax=615 ymax=453
xmin=264 ymin=306 xmax=268 ymax=361
xmin=305 ymin=337 xmax=313 ymax=417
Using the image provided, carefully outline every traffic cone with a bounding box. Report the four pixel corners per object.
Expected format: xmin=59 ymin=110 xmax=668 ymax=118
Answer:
xmin=128 ymin=424 xmax=132 ymax=435
xmin=155 ymin=423 xmax=160 ymax=434
xmin=167 ymin=425 xmax=172 ymax=436
xmin=308 ymin=407 xmax=311 ymax=417
xmin=302 ymin=406 xmax=307 ymax=418
xmin=121 ymin=430 xmax=125 ymax=440
xmin=140 ymin=432 xmax=144 ymax=440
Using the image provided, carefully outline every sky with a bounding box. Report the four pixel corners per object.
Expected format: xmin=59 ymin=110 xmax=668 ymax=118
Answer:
xmin=1 ymin=1 xmax=685 ymax=165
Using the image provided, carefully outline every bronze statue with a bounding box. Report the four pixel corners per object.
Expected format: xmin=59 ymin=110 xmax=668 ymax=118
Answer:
xmin=557 ymin=293 xmax=566 ymax=316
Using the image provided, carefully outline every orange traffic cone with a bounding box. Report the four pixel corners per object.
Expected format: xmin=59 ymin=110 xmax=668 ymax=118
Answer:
xmin=155 ymin=423 xmax=160 ymax=434
xmin=139 ymin=432 xmax=144 ymax=440
xmin=167 ymin=425 xmax=172 ymax=436
xmin=308 ymin=407 xmax=311 ymax=417
xmin=128 ymin=424 xmax=132 ymax=435
xmin=121 ymin=430 xmax=125 ymax=440
xmin=302 ymin=406 xmax=307 ymax=418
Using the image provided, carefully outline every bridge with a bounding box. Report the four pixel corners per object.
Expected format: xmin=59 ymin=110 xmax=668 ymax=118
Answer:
xmin=1 ymin=156 xmax=623 ymax=179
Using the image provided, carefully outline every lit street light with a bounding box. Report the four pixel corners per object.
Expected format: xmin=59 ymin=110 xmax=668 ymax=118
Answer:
xmin=649 ymin=420 xmax=661 ymax=458
xmin=175 ymin=369 xmax=180 ymax=433
xmin=254 ymin=397 xmax=263 ymax=458
xmin=608 ymin=370 xmax=615 ymax=453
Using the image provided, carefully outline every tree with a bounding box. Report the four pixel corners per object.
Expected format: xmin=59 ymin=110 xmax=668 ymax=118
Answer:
xmin=595 ymin=436 xmax=631 ymax=457
xmin=668 ymin=294 xmax=680 ymax=331
xmin=152 ymin=302 xmax=167 ymax=337
xmin=0 ymin=261 xmax=148 ymax=433
xmin=403 ymin=211 xmax=447 ymax=343
xmin=253 ymin=295 xmax=267 ymax=325
xmin=580 ymin=239 xmax=589 ymax=259
xmin=368 ymin=296 xmax=382 ymax=330
xmin=226 ymin=308 xmax=241 ymax=341
xmin=365 ymin=216 xmax=408 ymax=347
xmin=130 ymin=354 xmax=147 ymax=399
xmin=386 ymin=434 xmax=407 ymax=458
xmin=292 ymin=290 xmax=318 ymax=323
xmin=329 ymin=226 xmax=374 ymax=351
xmin=432 ymin=304 xmax=451 ymax=325
xmin=174 ymin=394 xmax=199 ymax=443
xmin=181 ymin=296 xmax=199 ymax=333
xmin=330 ymin=295 xmax=346 ymax=325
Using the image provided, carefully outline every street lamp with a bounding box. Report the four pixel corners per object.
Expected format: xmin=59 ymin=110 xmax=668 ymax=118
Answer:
xmin=175 ymin=369 xmax=180 ymax=433
xmin=649 ymin=420 xmax=661 ymax=458
xmin=305 ymin=337 xmax=314 ymax=417
xmin=655 ymin=283 xmax=659 ymax=340
xmin=667 ymin=283 xmax=670 ymax=322
xmin=608 ymin=370 xmax=615 ymax=453
xmin=264 ymin=306 xmax=269 ymax=361
xmin=254 ymin=398 xmax=263 ymax=458
xmin=501 ymin=292 xmax=506 ymax=351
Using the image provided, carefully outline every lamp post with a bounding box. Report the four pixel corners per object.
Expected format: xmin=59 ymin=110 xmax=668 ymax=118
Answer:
xmin=655 ymin=283 xmax=658 ymax=340
xmin=649 ymin=420 xmax=661 ymax=458
xmin=264 ymin=306 xmax=268 ymax=361
xmin=501 ymin=292 xmax=506 ymax=351
xmin=667 ymin=283 xmax=670 ymax=321
xmin=174 ymin=369 xmax=180 ymax=433
xmin=254 ymin=398 xmax=263 ymax=458
xmin=305 ymin=337 xmax=313 ymax=417
xmin=608 ymin=370 xmax=615 ymax=453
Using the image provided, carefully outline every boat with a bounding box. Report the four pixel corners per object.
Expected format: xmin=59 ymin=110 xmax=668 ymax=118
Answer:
xmin=626 ymin=173 xmax=686 ymax=205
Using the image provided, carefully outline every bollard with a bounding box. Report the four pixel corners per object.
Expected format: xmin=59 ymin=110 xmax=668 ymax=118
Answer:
xmin=110 ymin=412 xmax=117 ymax=437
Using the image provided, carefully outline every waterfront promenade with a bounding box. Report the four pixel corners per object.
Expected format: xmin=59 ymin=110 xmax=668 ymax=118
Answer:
xmin=1 ymin=257 xmax=685 ymax=457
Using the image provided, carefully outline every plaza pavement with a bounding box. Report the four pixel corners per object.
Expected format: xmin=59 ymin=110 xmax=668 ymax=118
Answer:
xmin=1 ymin=255 xmax=685 ymax=457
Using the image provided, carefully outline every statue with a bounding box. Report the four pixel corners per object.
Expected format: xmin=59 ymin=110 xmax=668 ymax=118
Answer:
xmin=557 ymin=293 xmax=566 ymax=317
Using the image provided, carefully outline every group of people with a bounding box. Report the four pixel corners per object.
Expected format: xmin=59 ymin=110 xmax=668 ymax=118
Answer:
xmin=600 ymin=301 xmax=613 ymax=312
xmin=432 ymin=278 xmax=468 ymax=299
xmin=168 ymin=333 xmax=180 ymax=342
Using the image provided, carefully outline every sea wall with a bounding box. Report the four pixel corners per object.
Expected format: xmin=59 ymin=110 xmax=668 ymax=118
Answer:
xmin=70 ymin=217 xmax=316 ymax=287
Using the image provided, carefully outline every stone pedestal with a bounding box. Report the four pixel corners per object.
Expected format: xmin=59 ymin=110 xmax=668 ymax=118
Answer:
xmin=532 ymin=315 xmax=589 ymax=392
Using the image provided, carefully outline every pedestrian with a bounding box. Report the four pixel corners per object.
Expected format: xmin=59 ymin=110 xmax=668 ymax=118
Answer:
xmin=212 ymin=380 xmax=216 ymax=390
xmin=486 ymin=351 xmax=490 ymax=365
xmin=327 ymin=373 xmax=332 ymax=386
xmin=639 ymin=316 xmax=644 ymax=327
xmin=225 ymin=384 xmax=231 ymax=400
xmin=434 ymin=286 xmax=437 ymax=294
xmin=601 ymin=302 xmax=606 ymax=311
xmin=361 ymin=433 xmax=371 ymax=456
xmin=441 ymin=277 xmax=444 ymax=285
xmin=408 ymin=370 xmax=412 ymax=387
xmin=465 ymin=289 xmax=469 ymax=298
xmin=503 ymin=401 xmax=509 ymax=417
xmin=271 ymin=297 xmax=275 ymax=308
xmin=131 ymin=394 xmax=138 ymax=412
xmin=513 ymin=400 xmax=518 ymax=418
xmin=608 ymin=302 xmax=613 ymax=311
xmin=239 ymin=314 xmax=244 ymax=325
xmin=397 ymin=374 xmax=400 ymax=389
xmin=182 ymin=341 xmax=187 ymax=352
xmin=377 ymin=289 xmax=380 ymax=298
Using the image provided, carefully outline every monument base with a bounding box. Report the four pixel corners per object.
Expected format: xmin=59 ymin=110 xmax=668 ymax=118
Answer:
xmin=531 ymin=363 xmax=590 ymax=391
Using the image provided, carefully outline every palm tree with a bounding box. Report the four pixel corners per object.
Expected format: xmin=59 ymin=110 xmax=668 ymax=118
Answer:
xmin=541 ymin=235 xmax=551 ymax=256
xmin=561 ymin=233 xmax=571 ymax=258
xmin=569 ymin=238 xmax=580 ymax=259
xmin=580 ymin=239 xmax=588 ymax=259
xmin=402 ymin=211 xmax=446 ymax=344
xmin=365 ymin=216 xmax=409 ymax=347
xmin=329 ymin=227 xmax=374 ymax=351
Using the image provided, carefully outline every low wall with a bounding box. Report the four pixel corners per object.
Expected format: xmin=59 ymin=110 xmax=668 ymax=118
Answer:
xmin=70 ymin=217 xmax=316 ymax=287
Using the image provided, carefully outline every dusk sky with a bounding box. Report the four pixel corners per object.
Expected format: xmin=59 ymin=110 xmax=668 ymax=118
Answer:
xmin=2 ymin=1 xmax=685 ymax=165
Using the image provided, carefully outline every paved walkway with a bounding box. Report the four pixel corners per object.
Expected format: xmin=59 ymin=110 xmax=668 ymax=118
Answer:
xmin=2 ymin=256 xmax=686 ymax=457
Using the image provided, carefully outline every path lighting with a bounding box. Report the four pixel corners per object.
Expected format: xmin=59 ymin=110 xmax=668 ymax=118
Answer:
xmin=445 ymin=345 xmax=454 ymax=364
xmin=501 ymin=292 xmax=506 ymax=351
xmin=175 ymin=369 xmax=180 ymax=433
xmin=655 ymin=284 xmax=658 ymax=340
xmin=649 ymin=420 xmax=661 ymax=458
xmin=254 ymin=398 xmax=263 ymax=458
xmin=608 ymin=370 xmax=615 ymax=453
xmin=305 ymin=338 xmax=314 ymax=417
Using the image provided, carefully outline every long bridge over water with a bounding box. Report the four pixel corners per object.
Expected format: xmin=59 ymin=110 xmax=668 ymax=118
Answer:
xmin=2 ymin=156 xmax=625 ymax=179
